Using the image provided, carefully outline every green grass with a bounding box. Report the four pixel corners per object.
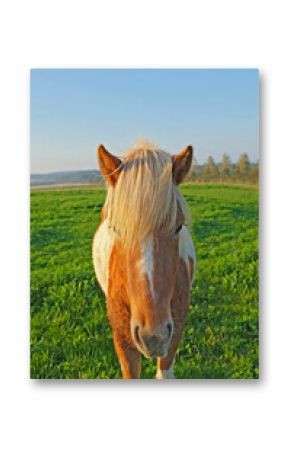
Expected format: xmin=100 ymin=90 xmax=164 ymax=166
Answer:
xmin=30 ymin=184 xmax=259 ymax=379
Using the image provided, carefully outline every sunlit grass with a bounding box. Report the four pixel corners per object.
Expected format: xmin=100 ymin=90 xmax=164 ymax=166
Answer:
xmin=30 ymin=184 xmax=258 ymax=379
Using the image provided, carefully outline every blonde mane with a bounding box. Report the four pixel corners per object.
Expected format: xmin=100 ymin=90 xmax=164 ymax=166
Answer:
xmin=104 ymin=141 xmax=191 ymax=249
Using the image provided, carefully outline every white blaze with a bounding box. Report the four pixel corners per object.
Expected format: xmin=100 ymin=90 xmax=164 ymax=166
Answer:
xmin=139 ymin=237 xmax=155 ymax=299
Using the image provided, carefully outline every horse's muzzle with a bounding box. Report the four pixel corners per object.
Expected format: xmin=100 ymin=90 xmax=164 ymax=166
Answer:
xmin=132 ymin=321 xmax=173 ymax=358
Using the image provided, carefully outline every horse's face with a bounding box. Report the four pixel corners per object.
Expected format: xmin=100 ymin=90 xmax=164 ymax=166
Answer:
xmin=126 ymin=220 xmax=183 ymax=358
xmin=98 ymin=143 xmax=192 ymax=358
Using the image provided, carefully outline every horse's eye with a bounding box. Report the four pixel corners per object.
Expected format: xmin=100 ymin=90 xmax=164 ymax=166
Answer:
xmin=175 ymin=224 xmax=183 ymax=235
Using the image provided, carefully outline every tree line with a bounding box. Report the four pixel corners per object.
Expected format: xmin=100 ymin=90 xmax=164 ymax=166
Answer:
xmin=189 ymin=152 xmax=259 ymax=184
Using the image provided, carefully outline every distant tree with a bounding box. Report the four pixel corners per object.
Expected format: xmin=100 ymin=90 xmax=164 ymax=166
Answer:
xmin=220 ymin=153 xmax=232 ymax=178
xmin=203 ymin=155 xmax=219 ymax=179
xmin=249 ymin=160 xmax=259 ymax=184
xmin=190 ymin=154 xmax=199 ymax=181
xmin=237 ymin=152 xmax=251 ymax=177
xmin=232 ymin=162 xmax=240 ymax=179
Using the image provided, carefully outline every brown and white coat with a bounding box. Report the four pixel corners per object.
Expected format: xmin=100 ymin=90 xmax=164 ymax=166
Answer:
xmin=93 ymin=141 xmax=195 ymax=379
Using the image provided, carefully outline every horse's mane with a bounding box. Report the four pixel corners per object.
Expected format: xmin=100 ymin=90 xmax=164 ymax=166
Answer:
xmin=104 ymin=140 xmax=191 ymax=249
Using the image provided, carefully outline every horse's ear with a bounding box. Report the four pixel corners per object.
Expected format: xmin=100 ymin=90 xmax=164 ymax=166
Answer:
xmin=97 ymin=144 xmax=122 ymax=187
xmin=172 ymin=145 xmax=193 ymax=184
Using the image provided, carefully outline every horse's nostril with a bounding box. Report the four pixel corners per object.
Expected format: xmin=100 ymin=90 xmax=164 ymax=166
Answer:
xmin=167 ymin=322 xmax=173 ymax=339
xmin=134 ymin=325 xmax=141 ymax=345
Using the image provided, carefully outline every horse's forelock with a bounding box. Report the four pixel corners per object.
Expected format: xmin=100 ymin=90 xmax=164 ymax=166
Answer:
xmin=104 ymin=143 xmax=191 ymax=249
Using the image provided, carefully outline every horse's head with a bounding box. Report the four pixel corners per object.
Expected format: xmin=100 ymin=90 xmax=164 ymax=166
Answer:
xmin=98 ymin=142 xmax=192 ymax=358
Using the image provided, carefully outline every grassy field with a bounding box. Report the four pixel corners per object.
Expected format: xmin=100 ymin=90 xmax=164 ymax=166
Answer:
xmin=30 ymin=184 xmax=259 ymax=379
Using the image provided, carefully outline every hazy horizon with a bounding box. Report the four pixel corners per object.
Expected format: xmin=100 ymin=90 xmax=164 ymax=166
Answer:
xmin=30 ymin=69 xmax=259 ymax=174
xmin=31 ymin=155 xmax=259 ymax=176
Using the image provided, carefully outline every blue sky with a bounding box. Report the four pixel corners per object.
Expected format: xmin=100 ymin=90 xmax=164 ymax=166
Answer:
xmin=30 ymin=69 xmax=259 ymax=173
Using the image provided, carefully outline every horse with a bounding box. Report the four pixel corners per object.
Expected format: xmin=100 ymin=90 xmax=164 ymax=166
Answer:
xmin=92 ymin=141 xmax=195 ymax=379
